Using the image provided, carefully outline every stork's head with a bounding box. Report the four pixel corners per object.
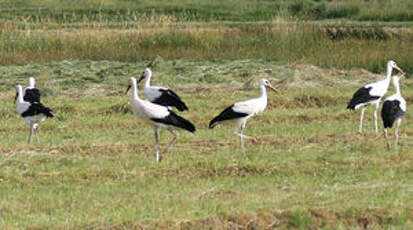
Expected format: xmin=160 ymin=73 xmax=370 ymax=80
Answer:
xmin=259 ymin=78 xmax=278 ymax=93
xmin=28 ymin=77 xmax=35 ymax=88
xmin=137 ymin=68 xmax=152 ymax=84
xmin=125 ymin=77 xmax=137 ymax=94
xmin=388 ymin=60 xmax=404 ymax=74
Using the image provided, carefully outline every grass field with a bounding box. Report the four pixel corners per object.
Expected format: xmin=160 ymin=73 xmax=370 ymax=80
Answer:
xmin=1 ymin=0 xmax=413 ymax=73
xmin=1 ymin=0 xmax=413 ymax=23
xmin=0 ymin=60 xmax=412 ymax=229
xmin=1 ymin=0 xmax=413 ymax=229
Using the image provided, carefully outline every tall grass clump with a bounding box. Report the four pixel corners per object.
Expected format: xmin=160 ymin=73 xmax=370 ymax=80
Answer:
xmin=324 ymin=3 xmax=360 ymax=19
xmin=288 ymin=0 xmax=327 ymax=19
xmin=0 ymin=22 xmax=412 ymax=74
xmin=1 ymin=0 xmax=413 ymax=23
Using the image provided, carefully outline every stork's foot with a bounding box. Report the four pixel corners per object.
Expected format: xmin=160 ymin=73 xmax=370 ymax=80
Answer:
xmin=234 ymin=132 xmax=255 ymax=140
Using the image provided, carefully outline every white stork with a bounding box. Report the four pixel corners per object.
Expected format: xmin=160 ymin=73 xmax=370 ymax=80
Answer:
xmin=126 ymin=77 xmax=195 ymax=162
xmin=381 ymin=75 xmax=406 ymax=150
xmin=137 ymin=68 xmax=188 ymax=111
xmin=209 ymin=78 xmax=277 ymax=149
xmin=14 ymin=77 xmax=41 ymax=103
xmin=347 ymin=60 xmax=404 ymax=133
xmin=15 ymin=85 xmax=53 ymax=143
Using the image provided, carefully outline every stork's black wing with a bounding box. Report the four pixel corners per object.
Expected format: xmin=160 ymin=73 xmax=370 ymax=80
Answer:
xmin=150 ymin=110 xmax=195 ymax=132
xmin=24 ymin=88 xmax=41 ymax=103
xmin=153 ymin=89 xmax=188 ymax=111
xmin=21 ymin=102 xmax=54 ymax=118
xmin=347 ymin=87 xmax=380 ymax=110
xmin=381 ymin=100 xmax=405 ymax=128
xmin=209 ymin=104 xmax=249 ymax=129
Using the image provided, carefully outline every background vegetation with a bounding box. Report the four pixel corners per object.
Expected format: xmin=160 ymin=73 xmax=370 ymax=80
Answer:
xmin=1 ymin=0 xmax=413 ymax=23
xmin=0 ymin=0 xmax=412 ymax=228
xmin=0 ymin=0 xmax=413 ymax=73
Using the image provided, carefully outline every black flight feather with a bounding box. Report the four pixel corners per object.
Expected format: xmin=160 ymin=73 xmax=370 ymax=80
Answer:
xmin=381 ymin=100 xmax=405 ymax=128
xmin=347 ymin=87 xmax=380 ymax=110
xmin=209 ymin=104 xmax=249 ymax=129
xmin=23 ymin=88 xmax=41 ymax=103
xmin=152 ymin=89 xmax=188 ymax=111
xmin=150 ymin=110 xmax=195 ymax=133
xmin=21 ymin=102 xmax=54 ymax=118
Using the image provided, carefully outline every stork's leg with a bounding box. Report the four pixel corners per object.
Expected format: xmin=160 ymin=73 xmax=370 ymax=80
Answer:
xmin=234 ymin=119 xmax=256 ymax=150
xmin=154 ymin=127 xmax=160 ymax=162
xmin=373 ymin=103 xmax=379 ymax=133
xmin=395 ymin=118 xmax=402 ymax=148
xmin=239 ymin=124 xmax=245 ymax=150
xmin=162 ymin=129 xmax=178 ymax=156
xmin=27 ymin=123 xmax=34 ymax=144
xmin=34 ymin=124 xmax=40 ymax=143
xmin=233 ymin=119 xmax=245 ymax=150
xmin=359 ymin=107 xmax=367 ymax=134
xmin=384 ymin=128 xmax=391 ymax=150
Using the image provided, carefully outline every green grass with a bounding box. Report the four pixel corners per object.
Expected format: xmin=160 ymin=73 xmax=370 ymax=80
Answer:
xmin=0 ymin=23 xmax=412 ymax=75
xmin=0 ymin=60 xmax=412 ymax=229
xmin=1 ymin=1 xmax=413 ymax=227
xmin=1 ymin=0 xmax=413 ymax=23
xmin=1 ymin=1 xmax=413 ymax=73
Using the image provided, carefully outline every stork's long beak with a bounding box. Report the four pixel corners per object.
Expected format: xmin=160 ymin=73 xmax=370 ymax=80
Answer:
xmin=266 ymin=84 xmax=278 ymax=93
xmin=394 ymin=65 xmax=405 ymax=75
xmin=137 ymin=75 xmax=145 ymax=84
xmin=14 ymin=92 xmax=18 ymax=103
xmin=125 ymin=84 xmax=131 ymax=94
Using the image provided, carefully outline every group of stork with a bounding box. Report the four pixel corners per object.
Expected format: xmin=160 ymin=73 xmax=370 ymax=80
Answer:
xmin=14 ymin=60 xmax=406 ymax=162
xmin=125 ymin=69 xmax=277 ymax=162
xmin=346 ymin=60 xmax=406 ymax=149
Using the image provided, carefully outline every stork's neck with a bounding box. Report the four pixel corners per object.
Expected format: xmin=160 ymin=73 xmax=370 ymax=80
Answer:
xmin=144 ymin=73 xmax=152 ymax=88
xmin=260 ymin=84 xmax=268 ymax=100
xmin=131 ymin=82 xmax=140 ymax=101
xmin=28 ymin=78 xmax=35 ymax=88
xmin=17 ymin=86 xmax=24 ymax=103
xmin=385 ymin=65 xmax=393 ymax=83
xmin=394 ymin=80 xmax=401 ymax=96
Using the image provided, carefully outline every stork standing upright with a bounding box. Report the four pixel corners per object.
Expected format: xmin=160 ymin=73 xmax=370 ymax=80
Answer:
xmin=137 ymin=68 xmax=188 ymax=111
xmin=126 ymin=77 xmax=195 ymax=162
xmin=15 ymin=85 xmax=53 ymax=143
xmin=209 ymin=78 xmax=277 ymax=149
xmin=14 ymin=77 xmax=41 ymax=103
xmin=381 ymin=75 xmax=406 ymax=150
xmin=347 ymin=60 xmax=404 ymax=133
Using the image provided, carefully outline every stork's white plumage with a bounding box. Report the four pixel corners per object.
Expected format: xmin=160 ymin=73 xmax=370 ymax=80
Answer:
xmin=14 ymin=77 xmax=41 ymax=103
xmin=209 ymin=78 xmax=277 ymax=149
xmin=381 ymin=75 xmax=406 ymax=150
xmin=137 ymin=68 xmax=188 ymax=111
xmin=15 ymin=85 xmax=53 ymax=143
xmin=126 ymin=77 xmax=195 ymax=162
xmin=347 ymin=60 xmax=404 ymax=133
